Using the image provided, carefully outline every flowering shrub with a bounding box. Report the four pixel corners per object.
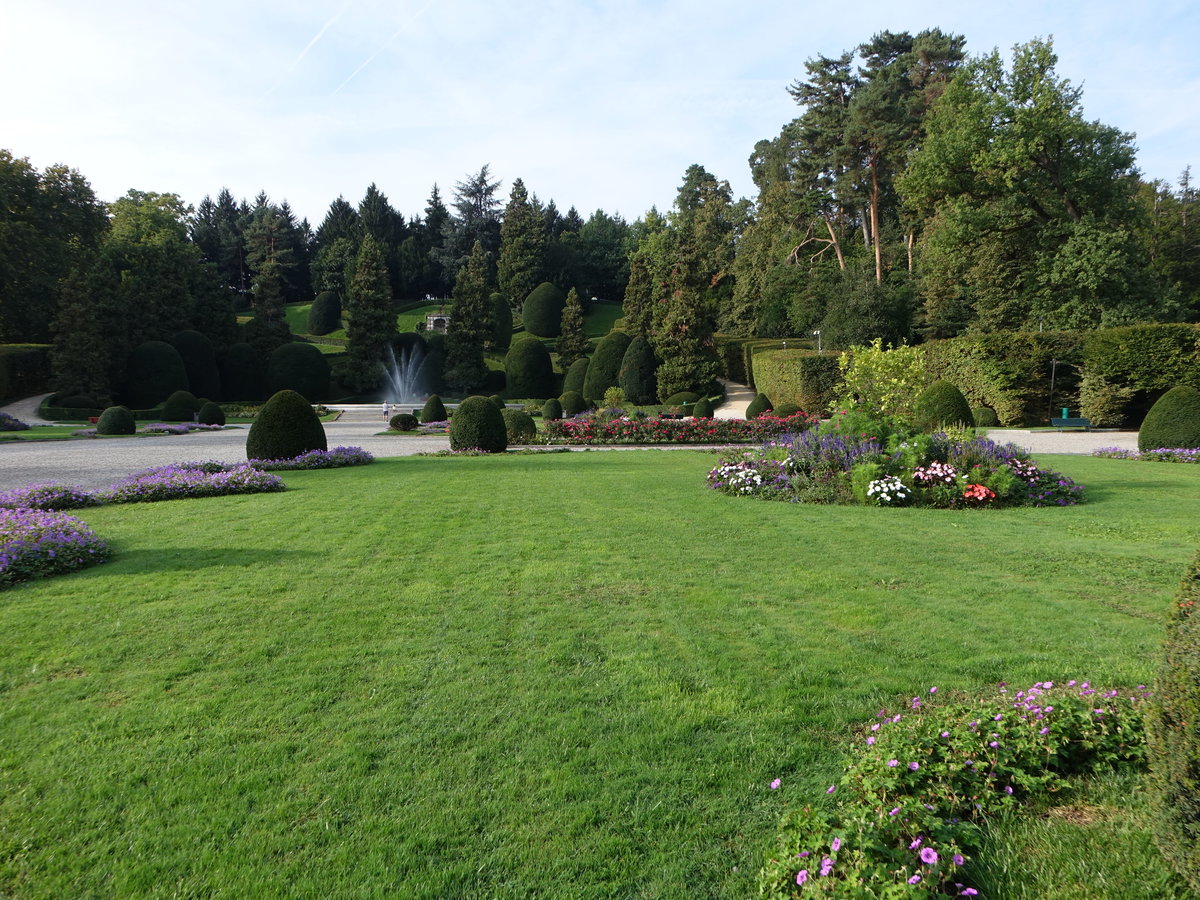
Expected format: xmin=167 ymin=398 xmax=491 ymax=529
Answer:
xmin=0 ymin=482 xmax=100 ymax=511
xmin=866 ymin=476 xmax=912 ymax=506
xmin=249 ymin=446 xmax=374 ymax=470
xmin=1094 ymin=447 xmax=1200 ymax=463
xmin=1 ymin=507 xmax=110 ymax=588
xmin=706 ymin=459 xmax=790 ymax=497
xmin=139 ymin=422 xmax=225 ymax=435
xmin=760 ymin=680 xmax=1149 ymax=897
xmin=543 ymin=412 xmax=819 ymax=445
xmin=0 ymin=411 xmax=30 ymax=431
xmin=100 ymin=464 xmax=286 ymax=504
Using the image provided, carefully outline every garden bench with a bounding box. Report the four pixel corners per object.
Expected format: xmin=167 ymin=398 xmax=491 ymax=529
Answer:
xmin=1050 ymin=417 xmax=1092 ymax=431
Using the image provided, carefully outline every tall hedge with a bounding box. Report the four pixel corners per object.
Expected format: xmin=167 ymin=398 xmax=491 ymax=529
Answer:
xmin=268 ymin=342 xmax=331 ymax=401
xmin=563 ymin=357 xmax=590 ymax=396
xmin=308 ymin=291 xmax=342 ymax=336
xmin=751 ymin=350 xmax=841 ymax=415
xmin=170 ymin=330 xmax=221 ymax=400
xmin=911 ymin=380 xmax=973 ymax=431
xmin=1148 ymin=551 xmax=1200 ymax=892
xmin=504 ymin=337 xmax=555 ymax=399
xmin=449 ymin=395 xmax=507 ymax=453
xmin=522 ymin=282 xmax=566 ymax=338
xmin=1138 ymin=386 xmax=1200 ymax=451
xmin=490 ymin=293 xmax=513 ymax=351
xmin=122 ymin=341 xmax=190 ymax=410
xmin=582 ymin=331 xmax=631 ymax=403
xmin=246 ymin=389 xmax=327 ymax=460
xmin=220 ymin=342 xmax=266 ymax=400
xmin=618 ymin=335 xmax=658 ymax=405
xmin=1081 ymin=324 xmax=1200 ymax=427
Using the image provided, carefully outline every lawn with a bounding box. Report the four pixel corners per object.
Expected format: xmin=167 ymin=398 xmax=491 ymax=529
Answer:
xmin=1 ymin=453 xmax=1197 ymax=898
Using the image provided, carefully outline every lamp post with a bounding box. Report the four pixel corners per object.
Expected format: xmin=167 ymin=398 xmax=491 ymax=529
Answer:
xmin=812 ymin=330 xmax=822 ymax=354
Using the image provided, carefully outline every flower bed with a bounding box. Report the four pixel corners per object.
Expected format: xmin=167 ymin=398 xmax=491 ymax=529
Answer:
xmin=0 ymin=482 xmax=101 ymax=511
xmin=1 ymin=507 xmax=111 ymax=588
xmin=249 ymin=446 xmax=374 ymax=470
xmin=1094 ymin=447 xmax=1200 ymax=463
xmin=100 ymin=464 xmax=286 ymax=504
xmin=138 ymin=422 xmax=226 ymax=435
xmin=760 ymin=680 xmax=1148 ymax=897
xmin=542 ymin=412 xmax=819 ymax=445
xmin=0 ymin=411 xmax=30 ymax=431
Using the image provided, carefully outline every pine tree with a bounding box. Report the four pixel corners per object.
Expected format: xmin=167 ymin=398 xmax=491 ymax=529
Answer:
xmin=342 ymin=234 xmax=395 ymax=391
xmin=50 ymin=257 xmax=112 ymax=398
xmin=555 ymin=288 xmax=591 ymax=366
xmin=444 ymin=241 xmax=492 ymax=392
xmin=622 ymin=252 xmax=656 ymax=337
xmin=498 ymin=178 xmax=545 ymax=312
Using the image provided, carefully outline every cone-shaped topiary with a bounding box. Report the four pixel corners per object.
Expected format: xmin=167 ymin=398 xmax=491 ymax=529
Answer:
xmin=583 ymin=331 xmax=632 ymax=404
xmin=691 ymin=396 xmax=714 ymax=418
xmin=618 ymin=335 xmax=658 ymax=405
xmin=246 ymin=389 xmax=327 ymax=460
xmin=96 ymin=405 xmax=136 ymax=435
xmin=559 ymin=390 xmax=587 ymax=416
xmin=490 ymin=293 xmax=513 ymax=352
xmin=123 ymin=340 xmax=189 ymax=409
xmin=504 ymin=337 xmax=555 ymax=399
xmin=197 ymin=400 xmax=226 ymax=426
xmin=220 ymin=342 xmax=266 ymax=400
xmin=563 ymin=357 xmax=590 ymax=396
xmin=541 ymin=397 xmax=562 ymax=421
xmin=449 ymin=395 xmax=507 ymax=452
xmin=522 ymin=282 xmax=566 ymax=337
xmin=170 ymin=330 xmax=221 ymax=400
xmin=745 ymin=393 xmax=773 ymax=419
xmin=307 ymin=291 xmax=342 ymax=335
xmin=161 ymin=390 xmax=201 ymax=422
xmin=912 ymin=379 xmax=973 ymax=432
xmin=501 ymin=408 xmax=537 ymax=443
xmin=1139 ymin=385 xmax=1200 ymax=451
xmin=268 ymin=342 xmax=331 ymax=402
xmin=421 ymin=394 xmax=448 ymax=423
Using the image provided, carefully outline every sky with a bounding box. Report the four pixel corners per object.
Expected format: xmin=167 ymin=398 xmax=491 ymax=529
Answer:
xmin=3 ymin=0 xmax=1199 ymax=227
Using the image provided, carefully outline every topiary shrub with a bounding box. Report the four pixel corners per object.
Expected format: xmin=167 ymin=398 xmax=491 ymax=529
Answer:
xmin=559 ymin=390 xmax=587 ymax=417
xmin=1139 ymin=385 xmax=1200 ymax=451
xmin=170 ymin=330 xmax=221 ymax=400
xmin=541 ymin=397 xmax=563 ymax=421
xmin=583 ymin=331 xmax=632 ymax=404
xmin=449 ymin=395 xmax=507 ymax=452
xmin=96 ymin=405 xmax=136 ymax=435
xmin=691 ymin=396 xmax=715 ymax=418
xmin=619 ymin=335 xmax=658 ymax=405
xmin=972 ymin=406 xmax=1000 ymax=428
xmin=504 ymin=337 xmax=555 ymax=399
xmin=912 ymin=379 xmax=974 ymax=432
xmin=308 ymin=291 xmax=342 ymax=336
xmin=197 ymin=400 xmax=226 ymax=426
xmin=1148 ymin=551 xmax=1200 ymax=893
xmin=745 ymin=393 xmax=773 ymax=419
xmin=773 ymin=402 xmax=801 ymax=418
xmin=221 ymin=342 xmax=266 ymax=400
xmin=246 ymin=389 xmax=327 ymax=461
xmin=490 ymin=292 xmax=513 ymax=352
xmin=663 ymin=391 xmax=700 ymax=415
xmin=421 ymin=394 xmax=447 ymax=423
xmin=123 ymin=340 xmax=189 ymax=410
xmin=161 ymin=390 xmax=201 ymax=422
xmin=389 ymin=412 xmax=419 ymax=431
xmin=501 ymin=408 xmax=537 ymax=443
xmin=522 ymin=282 xmax=566 ymax=337
xmin=563 ymin=357 xmax=590 ymax=396
xmin=489 ymin=394 xmax=506 ymax=409
xmin=268 ymin=342 xmax=331 ymax=402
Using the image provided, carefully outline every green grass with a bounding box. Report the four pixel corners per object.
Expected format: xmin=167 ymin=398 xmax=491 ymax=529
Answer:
xmin=395 ymin=303 xmax=445 ymax=334
xmin=0 ymin=425 xmax=85 ymax=441
xmin=1 ymin=454 xmax=1197 ymax=898
xmin=584 ymin=300 xmax=624 ymax=337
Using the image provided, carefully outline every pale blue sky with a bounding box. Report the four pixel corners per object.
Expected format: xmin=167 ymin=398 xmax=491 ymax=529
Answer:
xmin=3 ymin=0 xmax=1197 ymax=225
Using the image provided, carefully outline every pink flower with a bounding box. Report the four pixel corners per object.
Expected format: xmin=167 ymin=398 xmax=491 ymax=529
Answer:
xmin=831 ymin=837 xmax=841 ymax=852
xmin=770 ymin=778 xmax=781 ymax=790
xmin=866 ymin=736 xmax=875 ymax=745
xmin=796 ymin=869 xmax=808 ymax=885
xmin=826 ymin=784 xmax=836 ymax=794
xmin=908 ymin=874 xmax=921 ymax=884
xmin=909 ymin=762 xmax=920 ymax=770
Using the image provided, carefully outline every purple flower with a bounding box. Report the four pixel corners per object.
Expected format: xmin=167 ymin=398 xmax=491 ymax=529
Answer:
xmin=866 ymin=736 xmax=875 ymax=745
xmin=1039 ymin=726 xmax=1050 ymax=735
xmin=941 ymin=731 xmax=950 ymax=738
xmin=961 ymin=889 xmax=978 ymax=897
xmin=770 ymin=778 xmax=781 ymax=790
xmin=796 ymin=869 xmax=808 ymax=885
xmin=826 ymin=784 xmax=836 ymax=794
xmin=819 ymin=857 xmax=833 ymax=877
xmin=909 ymin=761 xmax=920 ymax=770
xmin=929 ymin=686 xmax=937 ymax=694
xmin=989 ymin=741 xmax=999 ymax=748
xmin=798 ymin=851 xmax=810 ymax=858
xmin=831 ymin=837 xmax=841 ymax=852
xmin=908 ymin=874 xmax=922 ymax=884
xmin=889 ymin=807 xmax=900 ymax=816
xmin=1004 ymin=785 xmax=1014 ymax=794
xmin=920 ymin=847 xmax=938 ymax=865
xmin=952 ymin=854 xmax=965 ymax=866
xmin=909 ymin=837 xmax=922 ymax=850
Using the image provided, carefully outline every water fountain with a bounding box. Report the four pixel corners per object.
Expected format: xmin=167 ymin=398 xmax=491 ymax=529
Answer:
xmin=382 ymin=342 xmax=428 ymax=405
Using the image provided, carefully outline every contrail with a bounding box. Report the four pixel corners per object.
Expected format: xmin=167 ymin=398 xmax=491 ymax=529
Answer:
xmin=330 ymin=0 xmax=436 ymax=96
xmin=263 ymin=0 xmax=352 ymax=98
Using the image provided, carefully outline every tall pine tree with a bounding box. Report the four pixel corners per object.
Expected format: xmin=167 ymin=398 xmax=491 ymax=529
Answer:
xmin=342 ymin=234 xmax=395 ymax=391
xmin=444 ymin=241 xmax=491 ymax=392
xmin=555 ymin=288 xmax=590 ymax=366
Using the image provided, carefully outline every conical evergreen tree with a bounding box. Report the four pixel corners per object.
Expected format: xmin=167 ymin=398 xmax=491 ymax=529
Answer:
xmin=498 ymin=178 xmax=545 ymax=312
xmin=343 ymin=234 xmax=395 ymax=391
xmin=444 ymin=241 xmax=491 ymax=392
xmin=555 ymin=288 xmax=591 ymax=366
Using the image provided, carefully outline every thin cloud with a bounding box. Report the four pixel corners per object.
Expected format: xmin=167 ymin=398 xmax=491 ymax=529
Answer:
xmin=331 ymin=0 xmax=436 ymax=97
xmin=263 ymin=0 xmax=353 ymax=98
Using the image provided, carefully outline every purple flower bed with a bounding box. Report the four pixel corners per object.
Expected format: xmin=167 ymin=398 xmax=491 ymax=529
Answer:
xmin=1093 ymin=446 xmax=1200 ymax=463
xmin=100 ymin=464 xmax=286 ymax=504
xmin=139 ymin=423 xmax=226 ymax=435
xmin=0 ymin=411 xmax=30 ymax=431
xmin=0 ymin=482 xmax=101 ymax=511
xmin=248 ymin=446 xmax=374 ymax=470
xmin=1 ymin=507 xmax=111 ymax=588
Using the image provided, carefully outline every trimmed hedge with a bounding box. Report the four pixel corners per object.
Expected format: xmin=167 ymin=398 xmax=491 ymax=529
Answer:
xmin=745 ymin=393 xmax=773 ymax=419
xmin=170 ymin=330 xmax=221 ymax=400
xmin=541 ymin=397 xmax=562 ymax=421
xmin=618 ymin=335 xmax=658 ymax=405
xmin=522 ymin=282 xmax=566 ymax=338
xmin=220 ymin=342 xmax=266 ymax=401
xmin=751 ymin=350 xmax=841 ymax=415
xmin=389 ymin=412 xmax=419 ymax=431
xmin=912 ymin=379 xmax=973 ymax=431
xmin=268 ymin=342 xmax=331 ymax=402
xmin=449 ymin=395 xmax=507 ymax=452
xmin=96 ymin=405 xmax=135 ymax=435
xmin=582 ymin=331 xmax=631 ymax=403
xmin=245 ymin=390 xmax=327 ymax=460
xmin=663 ymin=391 xmax=699 ymax=414
xmin=691 ymin=396 xmax=714 ymax=418
xmin=308 ymin=291 xmax=342 ymax=336
xmin=161 ymin=390 xmax=201 ymax=422
xmin=490 ymin=293 xmax=513 ymax=352
xmin=122 ymin=341 xmax=190 ymax=410
xmin=504 ymin=337 xmax=555 ymax=399
xmin=197 ymin=401 xmax=226 ymax=426
xmin=1139 ymin=385 xmax=1200 ymax=451
xmin=1082 ymin=324 xmax=1200 ymax=427
xmin=501 ymin=408 xmax=537 ymax=443
xmin=563 ymin=357 xmax=590 ymax=396
xmin=972 ymin=406 xmax=999 ymax=427
xmin=559 ymin=390 xmax=587 ymax=417
xmin=1148 ymin=551 xmax=1200 ymax=892
xmin=0 ymin=345 xmax=51 ymax=406
xmin=421 ymin=395 xmax=447 ymax=423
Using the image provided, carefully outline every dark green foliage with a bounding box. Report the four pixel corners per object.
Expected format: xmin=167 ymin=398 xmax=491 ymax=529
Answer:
xmin=489 ymin=394 xmax=506 ymax=409
xmin=268 ymin=342 xmax=331 ymax=402
xmin=912 ymin=379 xmax=974 ymax=431
xmin=444 ymin=241 xmax=491 ymax=392
xmin=691 ymin=396 xmax=714 ymax=417
xmin=449 ymin=395 xmax=507 ymax=453
xmin=197 ymin=401 xmax=225 ymax=426
xmin=555 ymin=288 xmax=591 ymax=366
xmin=504 ymin=337 xmax=555 ymax=399
xmin=241 ymin=316 xmax=292 ymax=361
xmin=0 ymin=345 xmax=51 ymax=405
xmin=245 ymin=389 xmax=327 ymax=460
xmin=618 ymin=335 xmax=658 ymax=405
xmin=559 ymin=391 xmax=587 ymax=416
xmin=772 ymin=402 xmax=800 ymax=418
xmin=308 ymin=291 xmax=342 ymax=336
xmin=522 ymin=282 xmax=566 ymax=338
xmin=664 ymin=391 xmax=700 ymax=408
xmin=972 ymin=406 xmax=999 ymax=427
xmin=389 ymin=413 xmax=418 ymax=431
xmin=1148 ymin=552 xmax=1200 ymax=892
xmin=489 ymin=293 xmax=513 ymax=352
xmin=583 ymin=331 xmax=631 ymax=403
xmin=1138 ymin=386 xmax=1200 ymax=451
xmin=122 ymin=341 xmax=189 ymax=410
xmin=541 ymin=397 xmax=562 ymax=421
xmin=170 ymin=330 xmax=221 ymax=400
xmin=563 ymin=357 xmax=590 ymax=396
xmin=96 ymin=405 xmax=135 ymax=435
xmin=220 ymin=342 xmax=266 ymax=400
xmin=501 ymin=408 xmax=537 ymax=443
xmin=161 ymin=390 xmax=201 ymax=422
xmin=745 ymin=393 xmax=773 ymax=418
xmin=751 ymin=350 xmax=842 ymax=414
xmin=343 ymin=234 xmax=394 ymax=392
xmin=421 ymin=395 xmax=448 ymax=423
xmin=1082 ymin=324 xmax=1200 ymax=427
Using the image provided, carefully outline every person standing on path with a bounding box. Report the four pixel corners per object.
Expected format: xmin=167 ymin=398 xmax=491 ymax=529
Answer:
xmin=382 ymin=401 xmax=390 ymax=421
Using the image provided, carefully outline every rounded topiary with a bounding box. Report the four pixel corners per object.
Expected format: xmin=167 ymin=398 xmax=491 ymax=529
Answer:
xmin=618 ymin=335 xmax=658 ymax=405
xmin=912 ymin=379 xmax=973 ymax=432
xmin=583 ymin=331 xmax=632 ymax=404
xmin=1139 ymin=385 xmax=1200 ymax=451
xmin=123 ymin=340 xmax=189 ymax=410
xmin=501 ymin=408 xmax=537 ymax=443
xmin=421 ymin=394 xmax=448 ymax=423
xmin=245 ymin=389 xmax=327 ymax=461
xmin=489 ymin=394 xmax=507 ymax=409
xmin=773 ymin=402 xmax=801 ymax=418
xmin=220 ymin=342 xmax=266 ymax=400
xmin=522 ymin=282 xmax=566 ymax=338
xmin=541 ymin=397 xmax=563 ymax=421
xmin=96 ymin=405 xmax=135 ymax=435
xmin=745 ymin=393 xmax=773 ymax=419
xmin=268 ymin=342 xmax=331 ymax=402
xmin=170 ymin=330 xmax=221 ymax=400
xmin=504 ymin=337 xmax=555 ymax=399
xmin=308 ymin=291 xmax=342 ymax=335
xmin=449 ymin=395 xmax=508 ymax=453
xmin=490 ymin=292 xmax=513 ymax=351
xmin=161 ymin=390 xmax=201 ymax=422
xmin=563 ymin=357 xmax=590 ymax=396
xmin=389 ymin=412 xmax=419 ymax=431
xmin=197 ymin=400 xmax=226 ymax=426
xmin=972 ymin=406 xmax=1000 ymax=428
xmin=691 ymin=396 xmax=715 ymax=418
xmin=559 ymin=390 xmax=587 ymax=417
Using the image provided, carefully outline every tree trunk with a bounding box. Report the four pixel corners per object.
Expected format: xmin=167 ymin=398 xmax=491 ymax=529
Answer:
xmin=906 ymin=230 xmax=914 ymax=273
xmin=825 ymin=217 xmax=846 ymax=271
xmin=870 ymin=153 xmax=883 ymax=285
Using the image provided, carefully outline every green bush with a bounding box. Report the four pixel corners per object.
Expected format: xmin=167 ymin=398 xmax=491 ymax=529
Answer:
xmin=170 ymin=330 xmax=221 ymax=400
xmin=522 ymin=282 xmax=566 ymax=338
xmin=972 ymin=406 xmax=999 ymax=427
xmin=691 ymin=396 xmax=714 ymax=418
xmin=308 ymin=292 xmax=342 ymax=335
xmin=504 ymin=337 xmax=555 ymax=399
xmin=95 ymin=405 xmax=135 ymax=435
xmin=197 ymin=401 xmax=226 ymax=426
xmin=389 ymin=412 xmax=419 ymax=431
xmin=751 ymin=350 xmax=842 ymax=415
xmin=1082 ymin=324 xmax=1200 ymax=427
xmin=559 ymin=390 xmax=587 ymax=416
xmin=745 ymin=393 xmax=773 ymax=418
xmin=489 ymin=394 xmax=506 ymax=409
xmin=912 ymin=379 xmax=974 ymax=431
xmin=0 ymin=345 xmax=51 ymax=406
xmin=268 ymin=342 xmax=331 ymax=402
xmin=541 ymin=397 xmax=563 ymax=421
xmin=421 ymin=395 xmax=448 ymax=423
xmin=449 ymin=395 xmax=507 ymax=453
xmin=772 ymin=402 xmax=800 ymax=418
xmin=245 ymin=390 xmax=328 ymax=461
xmin=618 ymin=335 xmax=658 ymax=405
xmin=1148 ymin=551 xmax=1200 ymax=893
xmin=490 ymin=293 xmax=513 ymax=351
xmin=501 ymin=408 xmax=537 ymax=443
xmin=123 ymin=340 xmax=189 ymax=409
xmin=220 ymin=342 xmax=266 ymax=400
xmin=663 ymin=391 xmax=699 ymax=414
xmin=1139 ymin=385 xmax=1200 ymax=451
xmin=161 ymin=390 xmax=201 ymax=422
xmin=563 ymin=357 xmax=590 ymax=396
xmin=583 ymin=331 xmax=631 ymax=403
